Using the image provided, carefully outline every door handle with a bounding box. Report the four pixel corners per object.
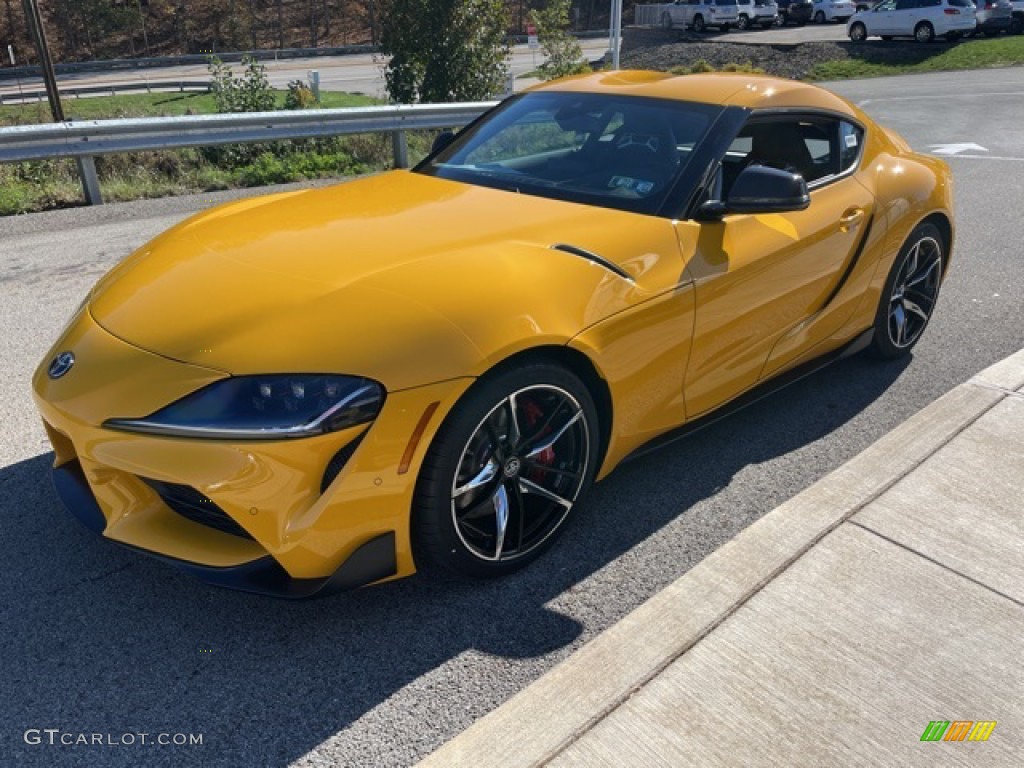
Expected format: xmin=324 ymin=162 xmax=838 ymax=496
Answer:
xmin=839 ymin=208 xmax=865 ymax=232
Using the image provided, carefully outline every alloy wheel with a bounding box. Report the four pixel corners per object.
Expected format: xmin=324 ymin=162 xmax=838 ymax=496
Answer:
xmin=887 ymin=236 xmax=942 ymax=349
xmin=450 ymin=385 xmax=591 ymax=562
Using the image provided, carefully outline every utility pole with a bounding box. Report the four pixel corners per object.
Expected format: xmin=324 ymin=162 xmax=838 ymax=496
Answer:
xmin=610 ymin=0 xmax=622 ymax=70
xmin=20 ymin=0 xmax=62 ymax=121
xmin=20 ymin=0 xmax=103 ymax=204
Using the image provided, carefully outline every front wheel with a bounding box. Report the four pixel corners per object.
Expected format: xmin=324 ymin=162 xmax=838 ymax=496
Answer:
xmin=1011 ymin=16 xmax=1024 ymax=34
xmin=915 ymin=21 xmax=935 ymax=43
xmin=868 ymin=223 xmax=945 ymax=360
xmin=849 ymin=22 xmax=867 ymax=41
xmin=737 ymin=13 xmax=750 ymax=29
xmin=693 ymin=14 xmax=706 ymax=33
xmin=815 ymin=11 xmax=826 ymax=22
xmin=412 ymin=363 xmax=600 ymax=578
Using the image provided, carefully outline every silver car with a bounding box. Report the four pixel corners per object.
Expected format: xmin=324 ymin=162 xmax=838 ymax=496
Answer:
xmin=974 ymin=0 xmax=1013 ymax=35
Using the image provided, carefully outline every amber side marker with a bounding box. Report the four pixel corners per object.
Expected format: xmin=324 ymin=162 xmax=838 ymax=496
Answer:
xmin=398 ymin=402 xmax=440 ymax=475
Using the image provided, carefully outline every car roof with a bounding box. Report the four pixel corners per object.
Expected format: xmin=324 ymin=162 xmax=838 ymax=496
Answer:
xmin=531 ymin=71 xmax=860 ymax=116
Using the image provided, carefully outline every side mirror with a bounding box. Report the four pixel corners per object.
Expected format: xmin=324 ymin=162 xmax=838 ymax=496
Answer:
xmin=698 ymin=164 xmax=810 ymax=220
xmin=431 ymin=130 xmax=456 ymax=156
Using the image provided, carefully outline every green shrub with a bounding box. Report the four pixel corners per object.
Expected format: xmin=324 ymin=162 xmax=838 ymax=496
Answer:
xmin=284 ymin=80 xmax=318 ymax=110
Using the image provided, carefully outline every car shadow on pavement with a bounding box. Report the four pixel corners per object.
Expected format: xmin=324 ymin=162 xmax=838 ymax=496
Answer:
xmin=0 ymin=352 xmax=909 ymax=767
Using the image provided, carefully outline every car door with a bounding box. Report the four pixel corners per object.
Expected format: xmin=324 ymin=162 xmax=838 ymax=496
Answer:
xmin=674 ymin=115 xmax=876 ymax=417
xmin=869 ymin=0 xmax=899 ymax=32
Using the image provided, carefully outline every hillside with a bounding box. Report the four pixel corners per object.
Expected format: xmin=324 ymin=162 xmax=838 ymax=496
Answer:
xmin=0 ymin=1 xmax=635 ymax=65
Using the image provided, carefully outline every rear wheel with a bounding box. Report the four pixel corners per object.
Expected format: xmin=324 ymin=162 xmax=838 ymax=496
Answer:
xmin=738 ymin=13 xmax=750 ymax=29
xmin=915 ymin=21 xmax=935 ymax=42
xmin=1011 ymin=16 xmax=1024 ymax=34
xmin=693 ymin=14 xmax=706 ymax=32
xmin=850 ymin=21 xmax=867 ymax=41
xmin=413 ymin=363 xmax=599 ymax=578
xmin=868 ymin=223 xmax=945 ymax=360
xmin=815 ymin=10 xmax=826 ymax=22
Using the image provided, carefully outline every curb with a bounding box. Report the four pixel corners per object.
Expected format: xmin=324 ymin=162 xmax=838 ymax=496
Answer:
xmin=418 ymin=348 xmax=1024 ymax=768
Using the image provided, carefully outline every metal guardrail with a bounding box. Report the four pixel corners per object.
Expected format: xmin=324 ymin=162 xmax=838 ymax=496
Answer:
xmin=0 ymin=81 xmax=210 ymax=105
xmin=0 ymin=101 xmax=497 ymax=205
xmin=0 ymin=45 xmax=378 ymax=81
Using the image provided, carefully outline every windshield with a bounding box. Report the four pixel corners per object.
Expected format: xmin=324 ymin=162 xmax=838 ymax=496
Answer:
xmin=416 ymin=92 xmax=721 ymax=216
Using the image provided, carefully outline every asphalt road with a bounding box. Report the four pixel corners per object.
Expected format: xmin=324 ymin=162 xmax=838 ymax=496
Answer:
xmin=0 ymin=24 xmax=854 ymax=101
xmin=1 ymin=68 xmax=1023 ymax=767
xmin=0 ymin=40 xmax=613 ymax=101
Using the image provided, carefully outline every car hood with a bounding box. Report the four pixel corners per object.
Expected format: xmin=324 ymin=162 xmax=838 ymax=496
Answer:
xmin=89 ymin=171 xmax=683 ymax=390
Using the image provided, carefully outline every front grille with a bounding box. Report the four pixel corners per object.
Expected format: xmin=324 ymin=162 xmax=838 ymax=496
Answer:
xmin=141 ymin=478 xmax=254 ymax=540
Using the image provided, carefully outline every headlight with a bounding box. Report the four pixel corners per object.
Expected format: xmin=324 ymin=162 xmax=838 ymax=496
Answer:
xmin=104 ymin=375 xmax=385 ymax=439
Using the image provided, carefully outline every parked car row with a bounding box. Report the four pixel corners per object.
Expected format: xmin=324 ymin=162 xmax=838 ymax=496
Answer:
xmin=847 ymin=0 xmax=1019 ymax=41
xmin=655 ymin=0 xmax=1022 ymax=34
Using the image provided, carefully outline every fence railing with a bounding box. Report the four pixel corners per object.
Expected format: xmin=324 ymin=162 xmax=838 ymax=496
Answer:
xmin=635 ymin=5 xmax=671 ymax=26
xmin=0 ymin=101 xmax=497 ymax=206
xmin=0 ymin=81 xmax=210 ymax=105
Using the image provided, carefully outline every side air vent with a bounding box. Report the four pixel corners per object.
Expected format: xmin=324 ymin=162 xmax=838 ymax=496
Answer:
xmin=551 ymin=244 xmax=634 ymax=282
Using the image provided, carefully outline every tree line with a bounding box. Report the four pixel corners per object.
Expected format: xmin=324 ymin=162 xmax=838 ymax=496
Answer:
xmin=0 ymin=1 xmax=643 ymax=65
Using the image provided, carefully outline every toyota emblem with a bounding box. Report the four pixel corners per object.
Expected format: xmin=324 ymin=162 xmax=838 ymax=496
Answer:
xmin=47 ymin=351 xmax=75 ymax=379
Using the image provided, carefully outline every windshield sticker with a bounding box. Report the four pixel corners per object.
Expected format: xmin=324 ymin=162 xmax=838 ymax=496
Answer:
xmin=845 ymin=133 xmax=858 ymax=149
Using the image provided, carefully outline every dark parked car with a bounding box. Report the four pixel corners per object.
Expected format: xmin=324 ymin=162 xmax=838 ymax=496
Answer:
xmin=778 ymin=0 xmax=815 ymax=23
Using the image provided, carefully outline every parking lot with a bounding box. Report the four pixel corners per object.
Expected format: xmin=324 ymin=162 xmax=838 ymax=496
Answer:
xmin=1 ymin=67 xmax=1023 ymax=767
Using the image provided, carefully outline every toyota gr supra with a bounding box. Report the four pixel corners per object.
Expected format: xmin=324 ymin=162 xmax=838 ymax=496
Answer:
xmin=33 ymin=72 xmax=954 ymax=597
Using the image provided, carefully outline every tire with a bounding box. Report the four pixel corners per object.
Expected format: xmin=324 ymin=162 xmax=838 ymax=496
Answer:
xmin=914 ymin=21 xmax=935 ymax=43
xmin=1011 ymin=16 xmax=1024 ymax=35
xmin=661 ymin=12 xmax=674 ymax=30
xmin=867 ymin=222 xmax=945 ymax=360
xmin=815 ymin=11 xmax=826 ymax=22
xmin=738 ymin=13 xmax=750 ymax=29
xmin=693 ymin=14 xmax=706 ymax=33
xmin=849 ymin=21 xmax=867 ymax=41
xmin=778 ymin=11 xmax=788 ymax=25
xmin=412 ymin=362 xmax=600 ymax=578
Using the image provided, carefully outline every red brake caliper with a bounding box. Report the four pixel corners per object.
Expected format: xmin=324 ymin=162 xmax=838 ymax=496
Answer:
xmin=521 ymin=398 xmax=555 ymax=480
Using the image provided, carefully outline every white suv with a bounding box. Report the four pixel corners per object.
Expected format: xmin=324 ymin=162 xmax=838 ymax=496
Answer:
xmin=847 ymin=0 xmax=977 ymax=42
xmin=736 ymin=0 xmax=780 ymax=28
xmin=813 ymin=0 xmax=857 ymax=21
xmin=661 ymin=0 xmax=741 ymax=31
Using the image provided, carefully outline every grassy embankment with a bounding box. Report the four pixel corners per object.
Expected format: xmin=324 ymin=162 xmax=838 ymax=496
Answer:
xmin=0 ymin=89 xmax=421 ymax=216
xmin=808 ymin=34 xmax=1024 ymax=80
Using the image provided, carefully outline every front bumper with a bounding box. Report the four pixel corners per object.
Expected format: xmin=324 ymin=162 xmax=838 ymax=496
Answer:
xmin=33 ymin=307 xmax=472 ymax=596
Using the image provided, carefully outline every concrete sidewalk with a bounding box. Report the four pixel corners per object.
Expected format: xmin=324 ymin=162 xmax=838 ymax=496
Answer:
xmin=420 ymin=350 xmax=1024 ymax=768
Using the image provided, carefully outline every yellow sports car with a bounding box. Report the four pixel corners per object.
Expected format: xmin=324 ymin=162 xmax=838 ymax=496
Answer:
xmin=33 ymin=72 xmax=953 ymax=596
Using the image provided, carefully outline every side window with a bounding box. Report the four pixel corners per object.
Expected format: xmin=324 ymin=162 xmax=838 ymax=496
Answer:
xmin=720 ymin=116 xmax=863 ymax=199
xmin=895 ymin=0 xmax=916 ymax=10
xmin=839 ymin=121 xmax=864 ymax=173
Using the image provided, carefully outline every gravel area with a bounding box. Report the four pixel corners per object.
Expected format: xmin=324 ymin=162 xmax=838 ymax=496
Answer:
xmin=623 ymin=39 xmax=849 ymax=79
xmin=620 ymin=26 xmax=993 ymax=80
